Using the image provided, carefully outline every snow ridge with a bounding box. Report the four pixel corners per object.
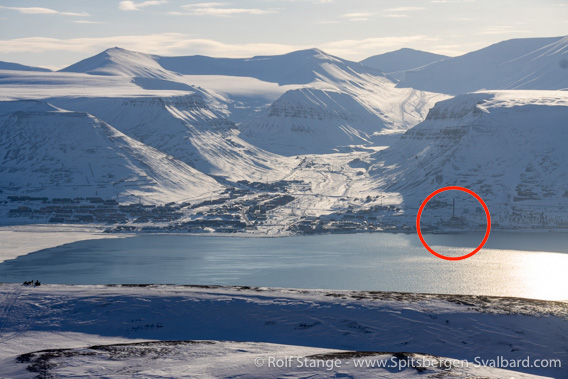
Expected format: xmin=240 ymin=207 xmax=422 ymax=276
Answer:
xmin=398 ymin=36 xmax=568 ymax=93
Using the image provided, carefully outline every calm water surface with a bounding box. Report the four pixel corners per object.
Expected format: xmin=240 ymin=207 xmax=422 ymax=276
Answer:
xmin=0 ymin=232 xmax=567 ymax=300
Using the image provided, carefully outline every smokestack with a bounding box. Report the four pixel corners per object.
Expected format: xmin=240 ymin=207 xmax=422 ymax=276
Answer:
xmin=452 ymin=198 xmax=455 ymax=218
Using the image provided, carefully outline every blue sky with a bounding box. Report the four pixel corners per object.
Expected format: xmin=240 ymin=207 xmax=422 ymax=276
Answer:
xmin=0 ymin=0 xmax=566 ymax=69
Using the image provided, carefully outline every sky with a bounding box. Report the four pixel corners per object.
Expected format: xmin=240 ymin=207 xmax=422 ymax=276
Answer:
xmin=0 ymin=0 xmax=567 ymax=69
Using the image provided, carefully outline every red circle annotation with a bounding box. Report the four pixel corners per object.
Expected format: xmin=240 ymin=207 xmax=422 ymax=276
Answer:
xmin=416 ymin=186 xmax=491 ymax=261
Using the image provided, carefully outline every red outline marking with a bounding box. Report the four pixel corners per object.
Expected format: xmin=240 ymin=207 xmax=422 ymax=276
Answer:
xmin=416 ymin=186 xmax=491 ymax=261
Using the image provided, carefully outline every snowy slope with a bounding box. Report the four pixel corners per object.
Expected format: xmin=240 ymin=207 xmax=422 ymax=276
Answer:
xmin=178 ymin=75 xmax=300 ymax=124
xmin=239 ymin=88 xmax=389 ymax=155
xmin=361 ymin=48 xmax=448 ymax=73
xmin=4 ymin=47 xmax=449 ymax=158
xmin=0 ymin=284 xmax=565 ymax=378
xmin=60 ymin=47 xmax=383 ymax=86
xmin=158 ymin=48 xmax=383 ymax=85
xmin=0 ymin=61 xmax=51 ymax=72
xmin=6 ymin=341 xmax=550 ymax=378
xmin=369 ymin=91 xmax=568 ymax=228
xmin=0 ymin=70 xmax=194 ymax=100
xmin=50 ymin=95 xmax=294 ymax=182
xmin=0 ymin=100 xmax=222 ymax=203
xmin=3 ymin=42 xmax=568 ymax=230
xmin=240 ymin=71 xmax=449 ymax=155
xmin=60 ymin=47 xmax=182 ymax=80
xmin=398 ymin=36 xmax=568 ymax=94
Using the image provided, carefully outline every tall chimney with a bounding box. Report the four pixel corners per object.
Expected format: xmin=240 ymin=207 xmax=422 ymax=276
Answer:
xmin=452 ymin=198 xmax=455 ymax=218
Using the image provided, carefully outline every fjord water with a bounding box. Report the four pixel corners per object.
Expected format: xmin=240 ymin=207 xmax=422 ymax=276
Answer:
xmin=0 ymin=232 xmax=566 ymax=301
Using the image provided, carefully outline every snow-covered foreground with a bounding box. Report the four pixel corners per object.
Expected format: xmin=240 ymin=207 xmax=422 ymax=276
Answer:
xmin=3 ymin=341 xmax=551 ymax=379
xmin=0 ymin=284 xmax=565 ymax=377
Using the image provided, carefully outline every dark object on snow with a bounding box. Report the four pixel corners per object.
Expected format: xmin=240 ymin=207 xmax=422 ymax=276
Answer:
xmin=22 ymin=280 xmax=41 ymax=286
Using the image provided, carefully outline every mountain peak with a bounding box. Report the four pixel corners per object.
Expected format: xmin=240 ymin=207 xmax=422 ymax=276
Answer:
xmin=290 ymin=48 xmax=326 ymax=56
xmin=157 ymin=48 xmax=374 ymax=85
xmin=106 ymin=46 xmax=129 ymax=52
xmin=246 ymin=48 xmax=341 ymax=63
xmin=288 ymin=48 xmax=340 ymax=60
xmin=101 ymin=46 xmax=145 ymax=57
xmin=59 ymin=47 xmax=179 ymax=79
xmin=361 ymin=49 xmax=448 ymax=73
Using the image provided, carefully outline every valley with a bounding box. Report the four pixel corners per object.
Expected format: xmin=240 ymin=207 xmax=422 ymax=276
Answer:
xmin=1 ymin=36 xmax=568 ymax=234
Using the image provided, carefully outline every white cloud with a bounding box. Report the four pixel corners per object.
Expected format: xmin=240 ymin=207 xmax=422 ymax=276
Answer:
xmin=174 ymin=3 xmax=276 ymax=16
xmin=61 ymin=12 xmax=90 ymax=16
xmin=263 ymin=0 xmax=332 ymax=2
xmin=320 ymin=35 xmax=437 ymax=56
xmin=380 ymin=6 xmax=423 ymax=18
xmin=0 ymin=6 xmax=57 ymax=14
xmin=429 ymin=41 xmax=484 ymax=56
xmin=454 ymin=16 xmax=475 ymax=21
xmin=341 ymin=12 xmax=373 ymax=21
xmin=185 ymin=8 xmax=275 ymax=15
xmin=119 ymin=1 xmax=168 ymax=11
xmin=181 ymin=2 xmax=227 ymax=7
xmin=0 ymin=6 xmax=89 ymax=16
xmin=384 ymin=7 xmax=424 ymax=12
xmin=0 ymin=34 xmax=297 ymax=58
xmin=73 ymin=20 xmax=107 ymax=24
xmin=480 ymin=26 xmax=531 ymax=35
xmin=431 ymin=0 xmax=475 ymax=3
xmin=0 ymin=33 xmax=441 ymax=62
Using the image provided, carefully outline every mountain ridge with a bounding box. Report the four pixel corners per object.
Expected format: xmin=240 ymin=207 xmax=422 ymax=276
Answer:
xmin=369 ymin=90 xmax=568 ymax=228
xmin=397 ymin=36 xmax=568 ymax=93
xmin=58 ymin=47 xmax=384 ymax=86
xmin=60 ymin=47 xmax=182 ymax=80
xmin=360 ymin=48 xmax=448 ymax=73
xmin=0 ymin=61 xmax=51 ymax=72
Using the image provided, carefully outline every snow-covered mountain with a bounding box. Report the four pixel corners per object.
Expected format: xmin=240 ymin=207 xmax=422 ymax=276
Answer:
xmin=398 ymin=36 xmax=568 ymax=94
xmin=60 ymin=47 xmax=182 ymax=81
xmin=7 ymin=46 xmax=447 ymax=158
xmin=61 ymin=47 xmax=382 ymax=86
xmin=239 ymin=88 xmax=387 ymax=155
xmin=157 ymin=48 xmax=383 ymax=85
xmin=361 ymin=48 xmax=448 ymax=73
xmin=52 ymin=95 xmax=293 ymax=182
xmin=369 ymin=91 xmax=568 ymax=228
xmin=239 ymin=74 xmax=448 ymax=155
xmin=0 ymin=100 xmax=222 ymax=203
xmin=0 ymin=61 xmax=51 ymax=72
xmin=188 ymin=48 xmax=449 ymax=155
xmin=2 ymin=39 xmax=568 ymax=231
